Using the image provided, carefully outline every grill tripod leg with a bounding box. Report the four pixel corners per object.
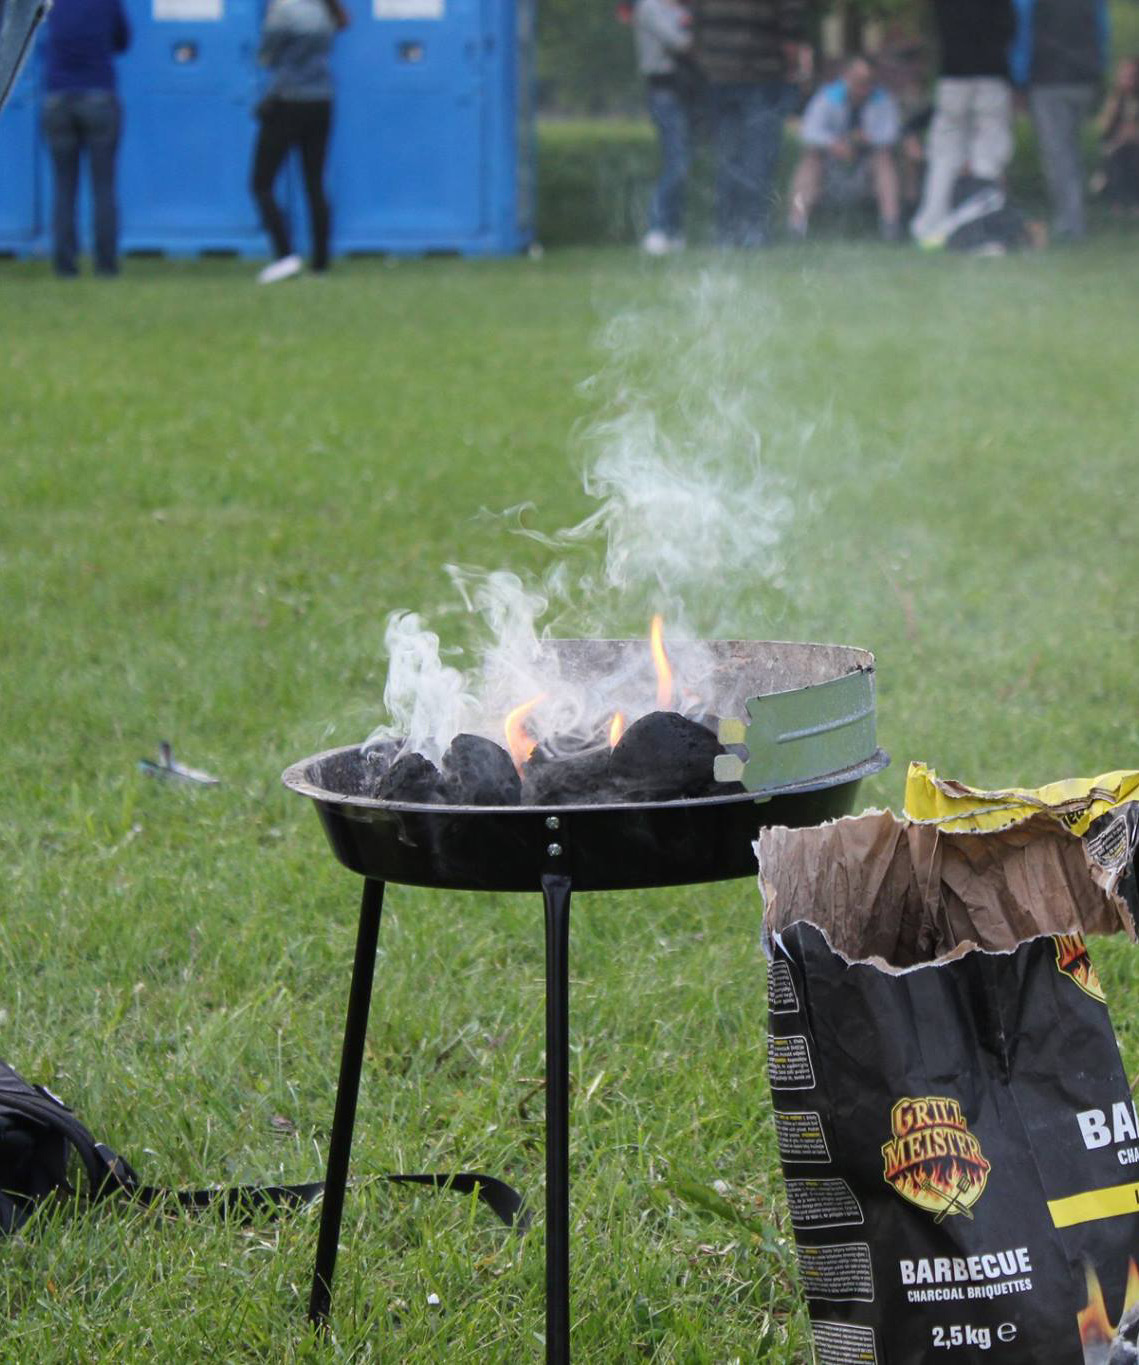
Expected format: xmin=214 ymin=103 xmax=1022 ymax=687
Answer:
xmin=308 ymin=877 xmax=385 ymax=1329
xmin=542 ymin=873 xmax=572 ymax=1365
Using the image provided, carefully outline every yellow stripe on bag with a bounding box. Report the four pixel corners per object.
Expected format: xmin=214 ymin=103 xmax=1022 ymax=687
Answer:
xmin=1047 ymin=1182 xmax=1139 ymax=1228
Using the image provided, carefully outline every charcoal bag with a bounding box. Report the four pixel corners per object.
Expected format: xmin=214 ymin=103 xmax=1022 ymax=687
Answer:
xmin=757 ymin=806 xmax=1139 ymax=1365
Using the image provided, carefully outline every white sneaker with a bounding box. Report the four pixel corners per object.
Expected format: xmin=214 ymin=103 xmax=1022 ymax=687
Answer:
xmin=641 ymin=230 xmax=671 ymax=256
xmin=909 ymin=217 xmax=944 ymax=249
xmin=257 ymin=254 xmax=303 ymax=285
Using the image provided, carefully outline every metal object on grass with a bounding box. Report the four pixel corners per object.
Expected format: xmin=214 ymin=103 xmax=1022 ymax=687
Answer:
xmin=139 ymin=741 xmax=219 ymax=787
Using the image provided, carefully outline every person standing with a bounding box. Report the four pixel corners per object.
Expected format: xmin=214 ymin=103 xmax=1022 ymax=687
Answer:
xmin=909 ymin=0 xmax=1016 ymax=248
xmin=692 ymin=0 xmax=807 ymax=248
xmin=40 ymin=0 xmax=130 ymax=278
xmin=1011 ymin=0 xmax=1110 ymax=241
xmin=634 ymin=0 xmax=696 ymax=256
xmin=251 ymin=0 xmax=348 ymax=284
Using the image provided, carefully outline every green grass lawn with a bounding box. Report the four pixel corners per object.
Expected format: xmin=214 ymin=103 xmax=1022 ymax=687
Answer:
xmin=2 ymin=241 xmax=1139 ymax=1362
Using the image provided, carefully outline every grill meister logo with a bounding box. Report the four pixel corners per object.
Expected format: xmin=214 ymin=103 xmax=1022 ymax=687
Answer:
xmin=882 ymin=1098 xmax=991 ymax=1220
xmin=1053 ymin=933 xmax=1106 ymax=1003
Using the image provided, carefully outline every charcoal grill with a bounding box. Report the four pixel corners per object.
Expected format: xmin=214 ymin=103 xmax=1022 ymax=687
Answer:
xmin=283 ymin=639 xmax=888 ymax=1362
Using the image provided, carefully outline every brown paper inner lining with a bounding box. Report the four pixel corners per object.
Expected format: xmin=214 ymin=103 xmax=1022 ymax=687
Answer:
xmin=758 ymin=810 xmax=1133 ymax=971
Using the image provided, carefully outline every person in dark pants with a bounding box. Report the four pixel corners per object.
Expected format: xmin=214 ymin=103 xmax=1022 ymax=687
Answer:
xmin=692 ymin=0 xmax=807 ymax=247
xmin=252 ymin=0 xmax=348 ymax=284
xmin=40 ymin=0 xmax=130 ymax=278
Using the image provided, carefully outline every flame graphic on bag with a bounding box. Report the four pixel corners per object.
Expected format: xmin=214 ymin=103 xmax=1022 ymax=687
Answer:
xmin=1054 ymin=933 xmax=1107 ymax=1004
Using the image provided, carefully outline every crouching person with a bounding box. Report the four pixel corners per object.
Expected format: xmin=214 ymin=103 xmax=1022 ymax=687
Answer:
xmin=787 ymin=56 xmax=902 ymax=241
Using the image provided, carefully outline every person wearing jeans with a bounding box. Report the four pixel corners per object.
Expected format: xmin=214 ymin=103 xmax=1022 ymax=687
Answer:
xmin=693 ymin=0 xmax=806 ymax=248
xmin=40 ymin=0 xmax=130 ymax=278
xmin=1011 ymin=0 xmax=1110 ymax=241
xmin=645 ymin=82 xmax=690 ymax=250
xmin=634 ymin=0 xmax=695 ymax=254
xmin=252 ymin=0 xmax=347 ymax=284
xmin=708 ymin=80 xmax=785 ymax=247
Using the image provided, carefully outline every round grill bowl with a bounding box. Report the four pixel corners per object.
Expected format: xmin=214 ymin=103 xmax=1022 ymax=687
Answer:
xmin=283 ymin=640 xmax=888 ymax=893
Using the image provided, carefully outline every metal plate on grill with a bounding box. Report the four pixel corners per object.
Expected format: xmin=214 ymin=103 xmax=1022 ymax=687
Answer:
xmin=714 ymin=667 xmax=877 ymax=795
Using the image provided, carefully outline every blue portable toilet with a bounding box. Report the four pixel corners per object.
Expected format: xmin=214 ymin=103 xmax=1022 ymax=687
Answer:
xmin=0 ymin=60 xmax=42 ymax=253
xmin=116 ymin=0 xmax=264 ymax=254
xmin=327 ymin=0 xmax=534 ymax=255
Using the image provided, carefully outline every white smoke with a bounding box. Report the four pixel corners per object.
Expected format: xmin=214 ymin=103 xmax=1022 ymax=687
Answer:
xmin=366 ymin=271 xmax=805 ymax=758
xmin=513 ymin=271 xmax=796 ymax=626
xmin=378 ymin=612 xmax=477 ymax=764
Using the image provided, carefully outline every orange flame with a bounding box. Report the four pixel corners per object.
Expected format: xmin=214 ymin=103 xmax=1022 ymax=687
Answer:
xmin=504 ymin=694 xmax=544 ymax=775
xmin=650 ymin=614 xmax=673 ymax=710
xmin=608 ymin=712 xmax=625 ymax=748
xmin=885 ymin=1157 xmax=986 ymax=1216
xmin=1079 ymin=1265 xmax=1114 ymax=1345
xmin=1126 ymin=1258 xmax=1139 ymax=1315
xmin=1078 ymin=1259 xmax=1139 ymax=1346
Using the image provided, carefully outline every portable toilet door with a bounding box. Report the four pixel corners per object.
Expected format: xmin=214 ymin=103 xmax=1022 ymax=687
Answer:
xmin=115 ymin=0 xmax=264 ymax=254
xmin=328 ymin=0 xmax=529 ymax=255
xmin=0 ymin=60 xmax=41 ymax=255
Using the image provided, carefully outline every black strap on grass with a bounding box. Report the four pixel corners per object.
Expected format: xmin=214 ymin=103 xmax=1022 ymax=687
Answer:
xmin=0 ymin=1066 xmax=528 ymax=1235
xmin=385 ymin=1172 xmax=530 ymax=1230
xmin=131 ymin=1171 xmax=530 ymax=1231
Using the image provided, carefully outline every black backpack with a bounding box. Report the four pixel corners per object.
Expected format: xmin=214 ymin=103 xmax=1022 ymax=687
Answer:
xmin=1 ymin=1060 xmax=132 ymax=1232
xmin=0 ymin=1060 xmax=525 ymax=1234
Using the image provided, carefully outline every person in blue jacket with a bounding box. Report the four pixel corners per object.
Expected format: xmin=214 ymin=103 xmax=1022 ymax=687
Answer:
xmin=40 ymin=0 xmax=131 ymax=277
xmin=787 ymin=57 xmax=902 ymax=241
xmin=1011 ymin=0 xmax=1110 ymax=241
